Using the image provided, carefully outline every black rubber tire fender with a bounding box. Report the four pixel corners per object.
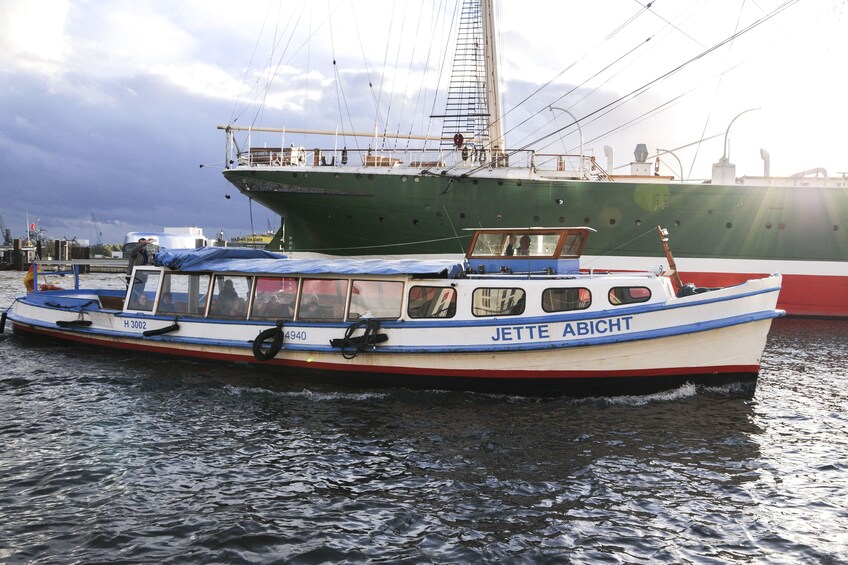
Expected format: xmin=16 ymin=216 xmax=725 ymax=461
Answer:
xmin=252 ymin=326 xmax=284 ymax=361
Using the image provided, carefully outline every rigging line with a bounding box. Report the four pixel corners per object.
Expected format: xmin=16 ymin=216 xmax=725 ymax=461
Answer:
xmin=420 ymin=0 xmax=454 ymax=152
xmin=424 ymin=1 xmax=459 ymax=157
xmin=399 ymin=0 xmax=429 ymax=151
xmin=349 ymin=1 xmax=385 ymax=143
xmin=689 ymin=0 xmax=747 ymax=179
xmin=506 ymin=36 xmax=653 ymax=151
xmin=443 ymin=205 xmax=466 ymax=255
xmin=506 ymin=0 xmax=706 ymax=151
xmin=580 ymin=228 xmax=660 ymax=267
xmin=508 ymin=0 xmax=801 ymax=159
xmin=230 ymin=0 xmax=279 ymax=124
xmin=376 ymin=1 xmax=401 ymax=150
xmin=631 ymin=0 xmax=709 ymax=50
xmin=383 ymin=1 xmax=410 ymax=151
xmin=327 ymin=2 xmax=361 ymax=153
xmin=256 ymin=3 xmax=305 ymax=128
xmin=491 ymin=1 xmax=658 ymax=148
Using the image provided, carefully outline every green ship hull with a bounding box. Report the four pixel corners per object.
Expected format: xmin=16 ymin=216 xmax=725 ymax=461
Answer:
xmin=223 ymin=166 xmax=848 ymax=317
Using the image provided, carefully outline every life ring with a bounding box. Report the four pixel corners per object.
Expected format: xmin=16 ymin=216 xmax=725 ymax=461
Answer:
xmin=252 ymin=325 xmax=284 ymax=361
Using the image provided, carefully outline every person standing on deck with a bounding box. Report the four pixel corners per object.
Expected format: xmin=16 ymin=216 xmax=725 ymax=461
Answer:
xmin=125 ymin=238 xmax=149 ymax=286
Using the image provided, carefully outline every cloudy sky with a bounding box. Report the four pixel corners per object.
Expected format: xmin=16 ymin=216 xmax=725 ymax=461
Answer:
xmin=1 ymin=0 xmax=845 ymax=245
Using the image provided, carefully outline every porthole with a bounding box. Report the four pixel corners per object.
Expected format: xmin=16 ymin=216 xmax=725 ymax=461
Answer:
xmin=609 ymin=218 xmax=616 ymax=225
xmin=496 ymin=214 xmax=502 ymax=221
xmin=533 ymin=215 xmax=540 ymax=222
xmin=558 ymin=216 xmax=565 ymax=223
xmin=583 ymin=217 xmax=591 ymax=224
xmin=498 ymin=181 xmax=504 ymax=186
xmin=779 ymin=223 xmax=786 ymax=230
xmin=766 ymin=222 xmax=772 ymax=229
xmin=834 ymin=225 xmax=840 ymax=231
xmin=473 ymin=179 xmax=479 ymax=185
xmin=517 ymin=181 xmax=522 ymax=186
xmin=555 ymin=198 xmax=564 ymax=205
xmin=334 ymin=173 xmax=340 ymax=179
xmin=726 ymin=222 xmax=733 ymax=229
xmin=292 ymin=172 xmax=298 ymax=178
xmin=635 ymin=219 xmax=642 ymax=226
xmin=460 ymin=213 xmax=466 ymax=219
xmin=379 ymin=216 xmax=384 ymax=223
xmin=673 ymin=220 xmax=680 ymax=227
xmin=401 ymin=176 xmax=407 ymax=182
xmin=413 ymin=219 xmax=419 ymax=225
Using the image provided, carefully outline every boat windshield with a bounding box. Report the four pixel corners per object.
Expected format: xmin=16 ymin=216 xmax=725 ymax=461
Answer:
xmin=466 ymin=228 xmax=591 ymax=259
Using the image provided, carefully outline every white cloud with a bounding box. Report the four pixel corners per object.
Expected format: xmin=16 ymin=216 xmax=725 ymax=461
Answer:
xmin=0 ymin=0 xmax=72 ymax=76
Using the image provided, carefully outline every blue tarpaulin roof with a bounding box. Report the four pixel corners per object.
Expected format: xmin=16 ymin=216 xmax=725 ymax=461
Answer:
xmin=154 ymin=248 xmax=465 ymax=278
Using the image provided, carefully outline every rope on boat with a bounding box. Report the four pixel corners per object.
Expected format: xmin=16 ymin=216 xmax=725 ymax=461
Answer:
xmin=252 ymin=321 xmax=285 ymax=361
xmin=143 ymin=319 xmax=180 ymax=337
xmin=331 ymin=319 xmax=388 ymax=360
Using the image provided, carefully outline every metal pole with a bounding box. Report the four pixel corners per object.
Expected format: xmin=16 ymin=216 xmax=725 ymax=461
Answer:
xmin=656 ymin=148 xmax=685 ymax=181
xmin=723 ymin=107 xmax=761 ymax=161
xmin=549 ymin=106 xmax=584 ymax=179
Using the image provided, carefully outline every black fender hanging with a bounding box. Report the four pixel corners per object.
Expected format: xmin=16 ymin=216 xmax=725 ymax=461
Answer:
xmin=252 ymin=321 xmax=285 ymax=361
xmin=143 ymin=320 xmax=180 ymax=337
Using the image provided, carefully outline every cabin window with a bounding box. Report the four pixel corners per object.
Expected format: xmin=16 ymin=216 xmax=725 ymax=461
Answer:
xmin=158 ymin=273 xmax=210 ymax=316
xmin=472 ymin=287 xmax=526 ymax=317
xmin=608 ymin=286 xmax=651 ymax=305
xmin=542 ymin=287 xmax=591 ymax=312
xmin=209 ymin=275 xmax=253 ymax=318
xmin=408 ymin=286 xmax=457 ymax=318
xmin=251 ymin=277 xmax=298 ymax=320
xmin=298 ymin=278 xmax=347 ymax=321
xmin=348 ymin=280 xmax=403 ymax=320
xmin=558 ymin=233 xmax=584 ymax=257
xmin=127 ymin=270 xmax=160 ymax=312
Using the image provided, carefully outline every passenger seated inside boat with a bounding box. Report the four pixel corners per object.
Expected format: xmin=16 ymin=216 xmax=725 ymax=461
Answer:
xmin=517 ymin=235 xmax=531 ymax=255
xmin=159 ymin=292 xmax=176 ymax=312
xmin=299 ymin=294 xmax=323 ymax=320
xmin=129 ymin=291 xmax=151 ymax=311
xmin=504 ymin=234 xmax=516 ymax=256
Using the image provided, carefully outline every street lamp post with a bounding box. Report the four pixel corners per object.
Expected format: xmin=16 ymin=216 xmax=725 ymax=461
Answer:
xmin=549 ymin=106 xmax=584 ymax=179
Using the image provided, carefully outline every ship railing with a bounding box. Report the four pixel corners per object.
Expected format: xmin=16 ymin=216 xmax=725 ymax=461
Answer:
xmin=222 ymin=125 xmax=608 ymax=178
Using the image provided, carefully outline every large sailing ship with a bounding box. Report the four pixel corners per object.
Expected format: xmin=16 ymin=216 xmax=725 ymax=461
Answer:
xmin=218 ymin=0 xmax=848 ymax=318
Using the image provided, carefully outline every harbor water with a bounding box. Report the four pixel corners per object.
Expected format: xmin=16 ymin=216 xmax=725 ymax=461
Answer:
xmin=1 ymin=271 xmax=847 ymax=563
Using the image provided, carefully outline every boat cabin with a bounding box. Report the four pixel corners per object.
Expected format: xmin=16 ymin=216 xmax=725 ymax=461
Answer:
xmin=465 ymin=227 xmax=594 ymax=275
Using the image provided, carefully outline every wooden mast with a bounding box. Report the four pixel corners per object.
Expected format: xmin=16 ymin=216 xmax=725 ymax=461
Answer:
xmin=657 ymin=226 xmax=683 ymax=290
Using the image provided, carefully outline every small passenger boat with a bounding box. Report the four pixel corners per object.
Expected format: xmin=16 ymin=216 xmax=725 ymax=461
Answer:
xmin=5 ymin=227 xmax=783 ymax=396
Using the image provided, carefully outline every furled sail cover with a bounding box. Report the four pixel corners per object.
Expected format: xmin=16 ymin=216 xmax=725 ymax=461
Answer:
xmin=155 ymin=248 xmax=465 ymax=278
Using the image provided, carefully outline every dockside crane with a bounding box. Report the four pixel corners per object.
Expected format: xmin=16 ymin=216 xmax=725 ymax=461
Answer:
xmin=0 ymin=214 xmax=11 ymax=245
xmin=90 ymin=213 xmax=103 ymax=245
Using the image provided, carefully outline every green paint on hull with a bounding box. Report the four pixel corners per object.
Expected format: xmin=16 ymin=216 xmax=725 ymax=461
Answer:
xmin=223 ymin=168 xmax=848 ymax=262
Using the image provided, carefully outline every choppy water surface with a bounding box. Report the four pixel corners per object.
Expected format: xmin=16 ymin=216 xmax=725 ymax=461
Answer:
xmin=1 ymin=272 xmax=847 ymax=563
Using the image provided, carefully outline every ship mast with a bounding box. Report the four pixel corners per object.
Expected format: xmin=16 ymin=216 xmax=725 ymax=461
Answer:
xmin=437 ymin=0 xmax=505 ymax=160
xmin=481 ymin=0 xmax=504 ymax=157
